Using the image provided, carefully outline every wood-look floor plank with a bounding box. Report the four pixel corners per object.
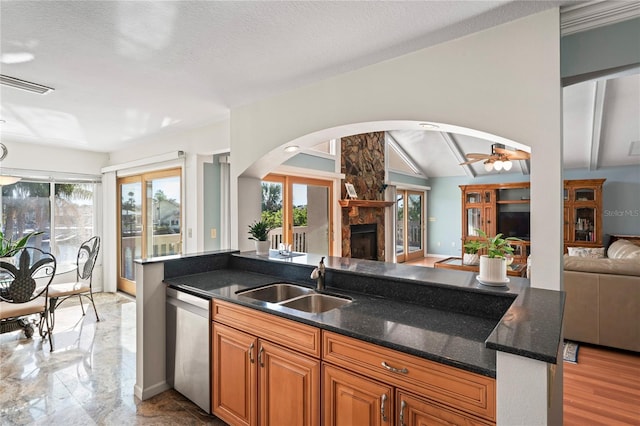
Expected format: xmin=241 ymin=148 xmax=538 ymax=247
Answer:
xmin=563 ymin=343 xmax=640 ymax=426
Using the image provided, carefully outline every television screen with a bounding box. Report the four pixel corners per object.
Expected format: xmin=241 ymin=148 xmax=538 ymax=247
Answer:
xmin=497 ymin=211 xmax=530 ymax=240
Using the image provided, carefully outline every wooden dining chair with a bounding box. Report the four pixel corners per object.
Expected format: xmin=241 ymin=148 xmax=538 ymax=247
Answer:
xmin=48 ymin=236 xmax=100 ymax=328
xmin=0 ymin=247 xmax=56 ymax=351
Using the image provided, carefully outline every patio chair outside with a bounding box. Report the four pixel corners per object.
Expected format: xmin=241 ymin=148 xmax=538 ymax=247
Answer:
xmin=0 ymin=247 xmax=56 ymax=351
xmin=48 ymin=236 xmax=100 ymax=328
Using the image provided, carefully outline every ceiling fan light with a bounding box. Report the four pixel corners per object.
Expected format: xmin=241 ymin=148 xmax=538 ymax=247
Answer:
xmin=484 ymin=161 xmax=493 ymax=172
xmin=493 ymin=160 xmax=504 ymax=171
xmin=503 ymin=160 xmax=513 ymax=171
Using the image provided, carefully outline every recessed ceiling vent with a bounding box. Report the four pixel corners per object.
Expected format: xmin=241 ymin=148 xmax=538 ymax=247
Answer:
xmin=0 ymin=74 xmax=55 ymax=95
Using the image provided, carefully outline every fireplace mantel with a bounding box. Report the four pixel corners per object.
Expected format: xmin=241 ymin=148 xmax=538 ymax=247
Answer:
xmin=338 ymin=199 xmax=395 ymax=209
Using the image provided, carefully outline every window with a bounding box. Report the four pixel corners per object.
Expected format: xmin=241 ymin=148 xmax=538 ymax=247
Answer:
xmin=1 ymin=181 xmax=96 ymax=266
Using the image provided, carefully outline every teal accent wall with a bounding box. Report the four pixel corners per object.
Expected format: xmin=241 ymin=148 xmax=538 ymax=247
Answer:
xmin=203 ymin=158 xmax=222 ymax=251
xmin=426 ymin=173 xmax=530 ymax=256
xmin=284 ymin=153 xmax=335 ymax=172
xmin=427 ymin=165 xmax=639 ymax=255
xmin=389 ymin=171 xmax=430 ymax=187
xmin=561 ymin=17 xmax=640 ymax=78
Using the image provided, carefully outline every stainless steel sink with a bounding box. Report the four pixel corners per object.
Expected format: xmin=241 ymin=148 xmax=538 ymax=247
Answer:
xmin=280 ymin=294 xmax=351 ymax=313
xmin=237 ymin=283 xmax=315 ymax=303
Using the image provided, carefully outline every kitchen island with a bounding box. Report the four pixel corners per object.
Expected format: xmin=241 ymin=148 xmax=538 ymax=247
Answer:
xmin=134 ymin=249 xmax=564 ymax=424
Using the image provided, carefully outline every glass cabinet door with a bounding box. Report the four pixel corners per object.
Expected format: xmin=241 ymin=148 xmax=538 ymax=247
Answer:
xmin=467 ymin=208 xmax=481 ymax=236
xmin=574 ymin=188 xmax=596 ymax=202
xmin=466 ymin=192 xmax=481 ymax=204
xmin=574 ymin=207 xmax=596 ymax=242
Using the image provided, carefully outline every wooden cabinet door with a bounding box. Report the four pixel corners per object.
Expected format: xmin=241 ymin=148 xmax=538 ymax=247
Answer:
xmin=323 ymin=363 xmax=393 ymax=426
xmin=259 ymin=340 xmax=320 ymax=426
xmin=397 ymin=390 xmax=492 ymax=426
xmin=212 ymin=323 xmax=257 ymax=426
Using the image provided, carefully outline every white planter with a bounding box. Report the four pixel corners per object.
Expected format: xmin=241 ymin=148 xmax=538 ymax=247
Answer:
xmin=255 ymin=240 xmax=270 ymax=255
xmin=478 ymin=255 xmax=508 ymax=285
xmin=463 ymin=253 xmax=479 ymax=265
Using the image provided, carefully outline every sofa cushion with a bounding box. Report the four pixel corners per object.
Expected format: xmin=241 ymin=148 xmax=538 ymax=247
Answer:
xmin=564 ymin=255 xmax=640 ymax=276
xmin=567 ymin=246 xmax=605 ymax=258
xmin=608 ymin=239 xmax=640 ymax=259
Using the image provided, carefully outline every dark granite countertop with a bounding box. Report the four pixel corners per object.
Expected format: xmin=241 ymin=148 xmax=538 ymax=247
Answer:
xmin=162 ymin=250 xmax=565 ymax=378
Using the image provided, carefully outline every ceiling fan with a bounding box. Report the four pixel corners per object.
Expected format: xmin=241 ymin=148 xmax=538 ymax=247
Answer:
xmin=459 ymin=143 xmax=530 ymax=171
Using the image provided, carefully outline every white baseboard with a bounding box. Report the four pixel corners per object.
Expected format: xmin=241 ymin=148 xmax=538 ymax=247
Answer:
xmin=134 ymin=381 xmax=170 ymax=401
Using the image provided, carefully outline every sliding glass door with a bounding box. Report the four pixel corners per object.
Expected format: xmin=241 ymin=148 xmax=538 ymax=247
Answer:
xmin=396 ymin=190 xmax=424 ymax=262
xmin=118 ymin=168 xmax=181 ymax=295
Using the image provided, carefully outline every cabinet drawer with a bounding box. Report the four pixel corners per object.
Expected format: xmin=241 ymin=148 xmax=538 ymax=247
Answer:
xmin=322 ymin=331 xmax=495 ymax=422
xmin=213 ymin=299 xmax=321 ymax=358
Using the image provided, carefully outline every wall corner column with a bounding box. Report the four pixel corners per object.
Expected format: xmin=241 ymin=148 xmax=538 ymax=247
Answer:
xmin=134 ymin=261 xmax=170 ymax=401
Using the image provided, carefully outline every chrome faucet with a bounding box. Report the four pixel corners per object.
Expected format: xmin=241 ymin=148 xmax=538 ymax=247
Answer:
xmin=310 ymin=256 xmax=326 ymax=291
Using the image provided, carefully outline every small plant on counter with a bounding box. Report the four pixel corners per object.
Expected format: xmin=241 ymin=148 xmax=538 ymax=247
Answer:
xmin=475 ymin=229 xmax=521 ymax=258
xmin=248 ymin=220 xmax=272 ymax=242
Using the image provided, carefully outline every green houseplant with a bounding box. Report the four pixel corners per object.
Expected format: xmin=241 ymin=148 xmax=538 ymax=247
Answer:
xmin=0 ymin=229 xmax=43 ymax=257
xmin=475 ymin=229 xmax=521 ymax=286
xmin=248 ymin=220 xmax=272 ymax=255
xmin=462 ymin=239 xmax=482 ymax=265
xmin=475 ymin=229 xmax=519 ymax=259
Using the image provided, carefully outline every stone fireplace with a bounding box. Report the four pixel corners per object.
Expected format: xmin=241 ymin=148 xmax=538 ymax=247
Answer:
xmin=340 ymin=132 xmax=388 ymax=260
xmin=350 ymin=224 xmax=378 ymax=260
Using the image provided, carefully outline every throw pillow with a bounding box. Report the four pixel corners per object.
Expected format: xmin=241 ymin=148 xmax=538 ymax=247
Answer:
xmin=608 ymin=239 xmax=640 ymax=259
xmin=567 ymin=247 xmax=606 ymax=258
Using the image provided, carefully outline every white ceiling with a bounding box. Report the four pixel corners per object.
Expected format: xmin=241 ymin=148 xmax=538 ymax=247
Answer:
xmin=1 ymin=0 xmax=638 ymax=177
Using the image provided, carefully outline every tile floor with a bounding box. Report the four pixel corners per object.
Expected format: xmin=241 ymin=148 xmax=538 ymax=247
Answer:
xmin=0 ymin=292 xmax=227 ymax=425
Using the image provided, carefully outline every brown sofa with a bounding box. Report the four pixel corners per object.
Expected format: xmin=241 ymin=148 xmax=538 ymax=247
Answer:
xmin=563 ymin=238 xmax=640 ymax=352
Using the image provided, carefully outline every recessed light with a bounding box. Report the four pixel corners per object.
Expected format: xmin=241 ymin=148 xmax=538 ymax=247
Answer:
xmin=418 ymin=122 xmax=439 ymax=130
xmin=284 ymin=145 xmax=300 ymax=153
xmin=1 ymin=52 xmax=35 ymax=64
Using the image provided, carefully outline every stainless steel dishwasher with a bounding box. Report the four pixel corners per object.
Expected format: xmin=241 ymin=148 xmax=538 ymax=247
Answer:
xmin=166 ymin=287 xmax=210 ymax=413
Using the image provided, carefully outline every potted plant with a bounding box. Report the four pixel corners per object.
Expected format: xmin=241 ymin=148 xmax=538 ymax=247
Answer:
xmin=0 ymin=229 xmax=43 ymax=261
xmin=462 ymin=239 xmax=481 ymax=265
xmin=248 ymin=220 xmax=272 ymax=255
xmin=475 ymin=229 xmax=521 ymax=285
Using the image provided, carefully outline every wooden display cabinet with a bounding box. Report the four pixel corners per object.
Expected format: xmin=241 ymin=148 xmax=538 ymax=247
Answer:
xmin=563 ymin=179 xmax=605 ymax=251
xmin=460 ymin=186 xmax=496 ymax=239
xmin=460 ymin=182 xmax=531 ymax=264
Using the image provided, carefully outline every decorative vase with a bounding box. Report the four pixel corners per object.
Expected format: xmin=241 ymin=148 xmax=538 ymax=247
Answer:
xmin=478 ymin=255 xmax=508 ymax=285
xmin=255 ymin=240 xmax=270 ymax=256
xmin=463 ymin=253 xmax=479 ymax=265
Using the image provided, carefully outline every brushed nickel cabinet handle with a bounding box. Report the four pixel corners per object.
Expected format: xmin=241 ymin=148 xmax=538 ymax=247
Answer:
xmin=258 ymin=346 xmax=264 ymax=367
xmin=249 ymin=342 xmax=254 ymax=364
xmin=380 ymin=393 xmax=388 ymax=422
xmin=400 ymin=399 xmax=406 ymax=426
xmin=381 ymin=361 xmax=408 ymax=374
